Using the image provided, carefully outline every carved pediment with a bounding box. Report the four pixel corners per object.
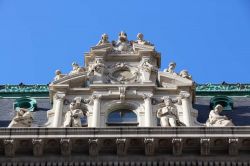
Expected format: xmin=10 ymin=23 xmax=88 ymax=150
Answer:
xmin=158 ymin=71 xmax=193 ymax=88
xmin=51 ymin=73 xmax=87 ymax=88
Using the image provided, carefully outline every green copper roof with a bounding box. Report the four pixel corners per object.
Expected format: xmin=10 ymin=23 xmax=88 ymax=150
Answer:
xmin=0 ymin=84 xmax=49 ymax=98
xmin=196 ymin=83 xmax=250 ymax=96
xmin=0 ymin=83 xmax=250 ymax=97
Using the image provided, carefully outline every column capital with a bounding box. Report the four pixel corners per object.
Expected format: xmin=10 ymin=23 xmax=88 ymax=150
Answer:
xmin=179 ymin=91 xmax=190 ymax=99
xmin=92 ymin=94 xmax=102 ymax=100
xmin=142 ymin=93 xmax=153 ymax=100
xmin=55 ymin=92 xmax=66 ymax=100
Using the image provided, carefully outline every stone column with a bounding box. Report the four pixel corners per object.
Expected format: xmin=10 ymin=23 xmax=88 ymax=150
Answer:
xmin=60 ymin=138 xmax=71 ymax=156
xmin=91 ymin=95 xmax=101 ymax=127
xmin=32 ymin=139 xmax=43 ymax=157
xmin=88 ymin=138 xmax=99 ymax=156
xmin=116 ymin=138 xmax=128 ymax=156
xmin=143 ymin=93 xmax=153 ymax=127
xmin=180 ymin=91 xmax=192 ymax=126
xmin=52 ymin=92 xmax=65 ymax=127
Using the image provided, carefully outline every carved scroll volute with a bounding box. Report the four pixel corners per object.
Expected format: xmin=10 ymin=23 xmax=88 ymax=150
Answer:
xmin=88 ymin=138 xmax=99 ymax=156
xmin=32 ymin=139 xmax=44 ymax=157
xmin=4 ymin=139 xmax=15 ymax=157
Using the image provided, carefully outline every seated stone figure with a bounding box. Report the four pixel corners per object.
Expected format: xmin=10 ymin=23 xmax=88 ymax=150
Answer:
xmin=8 ymin=108 xmax=33 ymax=127
xmin=69 ymin=62 xmax=85 ymax=75
xmin=206 ymin=104 xmax=234 ymax=127
xmin=63 ymin=101 xmax=84 ymax=127
xmin=157 ymin=97 xmax=179 ymax=127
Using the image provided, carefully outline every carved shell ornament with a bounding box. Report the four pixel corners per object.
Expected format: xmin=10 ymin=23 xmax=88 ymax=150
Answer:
xmin=107 ymin=63 xmax=139 ymax=84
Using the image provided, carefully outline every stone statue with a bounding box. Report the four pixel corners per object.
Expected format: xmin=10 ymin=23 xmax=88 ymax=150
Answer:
xmin=69 ymin=62 xmax=85 ymax=75
xmin=179 ymin=70 xmax=192 ymax=80
xmin=113 ymin=31 xmax=132 ymax=52
xmin=140 ymin=59 xmax=157 ymax=73
xmin=54 ymin=70 xmax=64 ymax=81
xmin=157 ymin=97 xmax=180 ymax=127
xmin=91 ymin=59 xmax=105 ymax=73
xmin=205 ymin=104 xmax=234 ymax=127
xmin=140 ymin=58 xmax=158 ymax=82
xmin=63 ymin=101 xmax=84 ymax=127
xmin=164 ymin=62 xmax=177 ymax=75
xmin=8 ymin=108 xmax=33 ymax=127
xmin=134 ymin=33 xmax=153 ymax=46
xmin=96 ymin=33 xmax=109 ymax=46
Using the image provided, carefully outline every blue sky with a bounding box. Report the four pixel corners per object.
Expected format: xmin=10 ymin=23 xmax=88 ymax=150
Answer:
xmin=0 ymin=0 xmax=250 ymax=84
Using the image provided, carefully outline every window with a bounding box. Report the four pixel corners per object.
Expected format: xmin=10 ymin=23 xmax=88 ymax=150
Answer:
xmin=13 ymin=97 xmax=37 ymax=111
xmin=210 ymin=96 xmax=233 ymax=111
xmin=107 ymin=109 xmax=138 ymax=126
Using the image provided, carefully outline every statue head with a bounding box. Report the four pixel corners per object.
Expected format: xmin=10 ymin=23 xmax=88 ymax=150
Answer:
xmin=55 ymin=70 xmax=61 ymax=75
xmin=101 ymin=33 xmax=109 ymax=41
xmin=72 ymin=62 xmax=79 ymax=70
xmin=119 ymin=31 xmax=128 ymax=42
xmin=69 ymin=101 xmax=76 ymax=111
xmin=179 ymin=70 xmax=191 ymax=79
xmin=169 ymin=62 xmax=176 ymax=70
xmin=214 ymin=104 xmax=223 ymax=113
xmin=137 ymin=33 xmax=144 ymax=40
xmin=163 ymin=97 xmax=173 ymax=106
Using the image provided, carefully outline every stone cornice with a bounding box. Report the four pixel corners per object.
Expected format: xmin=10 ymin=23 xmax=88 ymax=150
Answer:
xmin=1 ymin=84 xmax=250 ymax=97
xmin=0 ymin=127 xmax=249 ymax=138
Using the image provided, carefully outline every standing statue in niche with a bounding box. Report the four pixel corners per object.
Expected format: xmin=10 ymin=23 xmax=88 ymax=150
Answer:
xmin=134 ymin=33 xmax=153 ymax=46
xmin=96 ymin=33 xmax=110 ymax=46
xmin=139 ymin=58 xmax=158 ymax=82
xmin=157 ymin=97 xmax=183 ymax=127
xmin=88 ymin=58 xmax=106 ymax=83
xmin=63 ymin=101 xmax=84 ymax=127
xmin=8 ymin=108 xmax=33 ymax=127
xmin=164 ymin=62 xmax=177 ymax=75
xmin=69 ymin=62 xmax=85 ymax=75
xmin=205 ymin=104 xmax=234 ymax=127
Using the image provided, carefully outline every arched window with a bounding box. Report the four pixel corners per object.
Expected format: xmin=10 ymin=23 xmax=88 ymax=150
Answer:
xmin=107 ymin=109 xmax=138 ymax=126
xmin=210 ymin=96 xmax=233 ymax=111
